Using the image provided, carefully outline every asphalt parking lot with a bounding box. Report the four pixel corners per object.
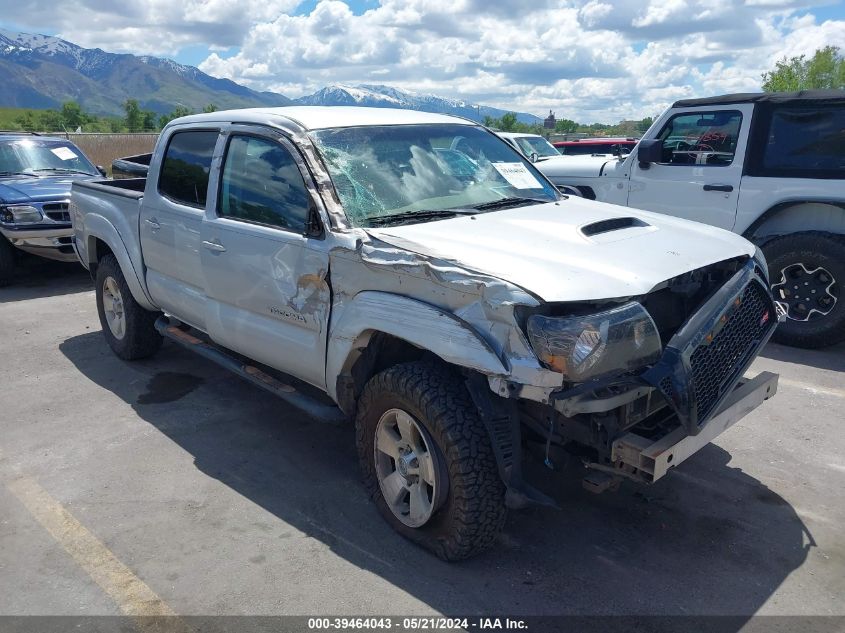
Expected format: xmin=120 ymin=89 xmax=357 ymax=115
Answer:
xmin=1 ymin=259 xmax=843 ymax=624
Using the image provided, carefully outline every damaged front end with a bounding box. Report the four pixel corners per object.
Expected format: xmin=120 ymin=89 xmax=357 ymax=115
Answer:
xmin=489 ymin=256 xmax=781 ymax=500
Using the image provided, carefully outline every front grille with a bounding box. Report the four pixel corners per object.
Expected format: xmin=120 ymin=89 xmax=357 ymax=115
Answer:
xmin=690 ymin=280 xmax=772 ymax=420
xmin=42 ymin=202 xmax=70 ymax=222
xmin=659 ymin=376 xmax=675 ymax=401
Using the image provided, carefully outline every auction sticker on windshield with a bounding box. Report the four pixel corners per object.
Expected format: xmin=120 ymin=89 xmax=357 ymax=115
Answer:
xmin=51 ymin=147 xmax=78 ymax=161
xmin=492 ymin=162 xmax=542 ymax=189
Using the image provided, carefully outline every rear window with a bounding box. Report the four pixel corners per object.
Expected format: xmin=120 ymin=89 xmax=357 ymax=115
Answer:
xmin=761 ymin=106 xmax=845 ymax=176
xmin=158 ymin=130 xmax=219 ymax=208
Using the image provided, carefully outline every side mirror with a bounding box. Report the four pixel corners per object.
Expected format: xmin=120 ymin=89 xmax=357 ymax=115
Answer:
xmin=530 ymin=152 xmax=539 ymax=163
xmin=637 ymin=139 xmax=663 ymax=167
xmin=97 ymin=165 xmax=107 ymax=177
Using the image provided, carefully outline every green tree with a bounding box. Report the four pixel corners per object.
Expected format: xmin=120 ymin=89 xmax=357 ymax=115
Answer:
xmin=141 ymin=110 xmax=158 ymax=131
xmin=59 ymin=101 xmax=90 ymax=130
xmin=636 ymin=116 xmax=654 ymax=133
xmin=554 ymin=118 xmax=578 ymax=133
xmin=14 ymin=111 xmax=37 ymax=131
xmin=123 ymin=99 xmax=144 ymax=132
xmin=158 ymin=106 xmax=193 ymax=129
xmin=203 ymin=103 xmax=218 ymax=113
xmin=499 ymin=112 xmax=518 ymax=132
xmin=762 ymin=46 xmax=844 ymax=91
xmin=37 ymin=110 xmax=64 ymax=131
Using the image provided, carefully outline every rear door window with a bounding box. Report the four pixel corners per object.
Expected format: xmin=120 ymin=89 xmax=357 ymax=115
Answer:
xmin=158 ymin=130 xmax=219 ymax=208
xmin=762 ymin=106 xmax=845 ymax=175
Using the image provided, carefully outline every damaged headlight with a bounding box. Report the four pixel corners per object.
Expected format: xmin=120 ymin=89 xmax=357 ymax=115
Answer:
xmin=526 ymin=302 xmax=662 ymax=382
xmin=0 ymin=205 xmax=43 ymax=225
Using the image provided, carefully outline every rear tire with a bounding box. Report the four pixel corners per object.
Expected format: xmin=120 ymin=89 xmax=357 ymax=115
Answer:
xmin=355 ymin=361 xmax=506 ymax=560
xmin=763 ymin=233 xmax=845 ymax=349
xmin=95 ymin=254 xmax=162 ymax=360
xmin=0 ymin=235 xmax=16 ymax=287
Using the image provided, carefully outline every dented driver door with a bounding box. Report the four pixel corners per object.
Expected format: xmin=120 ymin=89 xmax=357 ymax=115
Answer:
xmin=199 ymin=126 xmax=332 ymax=389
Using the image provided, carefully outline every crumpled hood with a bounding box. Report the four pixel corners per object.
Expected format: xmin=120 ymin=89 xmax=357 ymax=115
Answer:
xmin=366 ymin=199 xmax=755 ymax=303
xmin=0 ymin=174 xmax=96 ymax=204
xmin=533 ymin=154 xmax=612 ymax=180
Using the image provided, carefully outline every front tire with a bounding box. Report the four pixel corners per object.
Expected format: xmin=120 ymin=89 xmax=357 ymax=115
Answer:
xmin=764 ymin=233 xmax=845 ymax=349
xmin=0 ymin=235 xmax=16 ymax=287
xmin=356 ymin=361 xmax=506 ymax=560
xmin=95 ymin=254 xmax=162 ymax=360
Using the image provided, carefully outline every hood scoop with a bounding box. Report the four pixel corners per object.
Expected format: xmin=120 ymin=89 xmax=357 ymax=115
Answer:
xmin=581 ymin=217 xmax=648 ymax=237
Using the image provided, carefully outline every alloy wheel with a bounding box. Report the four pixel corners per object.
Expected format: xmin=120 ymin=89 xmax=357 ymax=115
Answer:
xmin=102 ymin=276 xmax=126 ymax=339
xmin=374 ymin=408 xmax=443 ymax=528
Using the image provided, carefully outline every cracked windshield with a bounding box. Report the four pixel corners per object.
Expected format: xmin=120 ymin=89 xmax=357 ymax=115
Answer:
xmin=311 ymin=123 xmax=559 ymax=227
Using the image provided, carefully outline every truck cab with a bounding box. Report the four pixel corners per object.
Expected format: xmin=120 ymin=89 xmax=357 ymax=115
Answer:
xmin=542 ymin=91 xmax=845 ymax=348
xmin=0 ymin=132 xmax=103 ymax=284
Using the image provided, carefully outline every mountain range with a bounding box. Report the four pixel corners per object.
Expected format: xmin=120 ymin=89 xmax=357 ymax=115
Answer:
xmin=0 ymin=29 xmax=540 ymax=124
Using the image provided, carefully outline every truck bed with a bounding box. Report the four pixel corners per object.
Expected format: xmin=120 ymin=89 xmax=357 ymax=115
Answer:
xmin=112 ymin=153 xmax=152 ymax=179
xmin=75 ymin=177 xmax=146 ymax=197
xmin=70 ymin=178 xmax=147 ymax=282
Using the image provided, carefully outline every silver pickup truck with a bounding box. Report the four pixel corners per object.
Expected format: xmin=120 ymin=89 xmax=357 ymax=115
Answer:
xmin=71 ymin=106 xmax=780 ymax=560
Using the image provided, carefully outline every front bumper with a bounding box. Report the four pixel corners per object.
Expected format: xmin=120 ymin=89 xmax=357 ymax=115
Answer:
xmin=610 ymin=371 xmax=778 ymax=483
xmin=0 ymin=225 xmax=78 ymax=262
xmin=641 ymin=259 xmax=779 ymax=434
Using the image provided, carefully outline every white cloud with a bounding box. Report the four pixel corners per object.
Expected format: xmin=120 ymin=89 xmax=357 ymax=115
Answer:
xmin=1 ymin=0 xmax=843 ymax=122
xmin=632 ymin=0 xmax=689 ymax=28
xmin=0 ymin=0 xmax=301 ymax=54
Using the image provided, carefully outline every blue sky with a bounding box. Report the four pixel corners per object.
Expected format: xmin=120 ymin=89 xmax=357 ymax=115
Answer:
xmin=1 ymin=0 xmax=843 ymax=122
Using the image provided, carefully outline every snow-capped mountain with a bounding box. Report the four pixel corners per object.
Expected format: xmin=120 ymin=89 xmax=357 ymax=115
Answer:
xmin=0 ymin=28 xmax=290 ymax=114
xmin=294 ymin=84 xmax=540 ymax=124
xmin=0 ymin=29 xmax=540 ymax=124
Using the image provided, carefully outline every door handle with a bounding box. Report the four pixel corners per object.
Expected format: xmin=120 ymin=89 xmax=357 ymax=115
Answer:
xmin=145 ymin=218 xmax=161 ymax=230
xmin=703 ymin=184 xmax=734 ymax=192
xmin=202 ymin=239 xmax=227 ymax=253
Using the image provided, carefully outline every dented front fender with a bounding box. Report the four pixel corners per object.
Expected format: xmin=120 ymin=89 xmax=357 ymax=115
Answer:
xmin=325 ymin=291 xmax=508 ymax=402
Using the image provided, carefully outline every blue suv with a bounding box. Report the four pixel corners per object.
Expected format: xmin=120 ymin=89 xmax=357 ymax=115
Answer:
xmin=0 ymin=132 xmax=104 ymax=285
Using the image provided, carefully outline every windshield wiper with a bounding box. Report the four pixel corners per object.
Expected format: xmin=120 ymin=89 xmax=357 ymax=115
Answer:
xmin=364 ymin=208 xmax=477 ymax=227
xmin=0 ymin=171 xmax=37 ymax=177
xmin=472 ymin=196 xmax=549 ymax=211
xmin=31 ymin=168 xmax=95 ymax=175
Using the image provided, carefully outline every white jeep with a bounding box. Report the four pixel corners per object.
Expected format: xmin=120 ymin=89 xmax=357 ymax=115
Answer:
xmin=539 ymin=90 xmax=845 ymax=348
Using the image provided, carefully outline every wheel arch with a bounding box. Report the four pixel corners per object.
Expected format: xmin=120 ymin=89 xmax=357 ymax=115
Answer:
xmin=84 ymin=216 xmax=156 ymax=311
xmin=327 ymin=291 xmax=508 ymax=414
xmin=742 ymin=199 xmax=845 ymax=245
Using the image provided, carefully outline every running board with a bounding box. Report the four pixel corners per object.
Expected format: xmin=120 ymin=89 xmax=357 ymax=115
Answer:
xmin=154 ymin=317 xmax=347 ymax=424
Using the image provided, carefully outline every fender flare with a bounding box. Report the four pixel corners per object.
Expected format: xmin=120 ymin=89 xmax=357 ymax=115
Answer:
xmin=326 ymin=291 xmax=509 ymax=401
xmin=84 ymin=214 xmax=157 ymax=311
xmin=742 ymin=198 xmax=845 ymax=244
